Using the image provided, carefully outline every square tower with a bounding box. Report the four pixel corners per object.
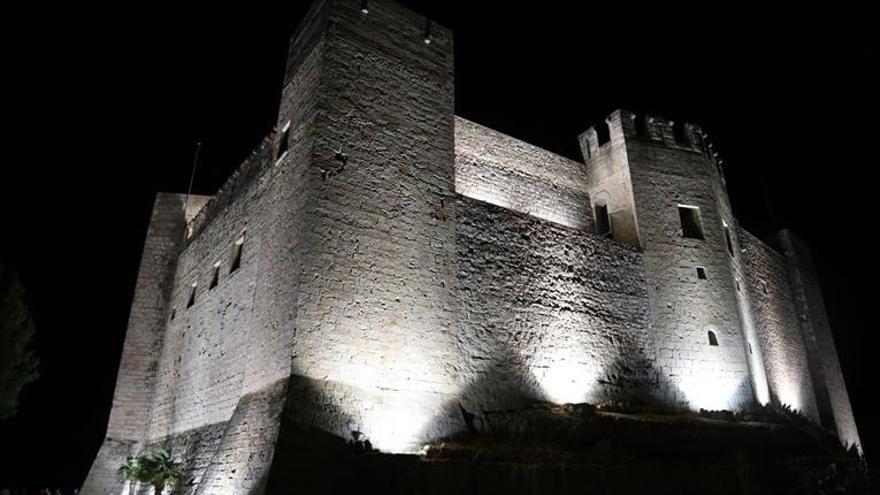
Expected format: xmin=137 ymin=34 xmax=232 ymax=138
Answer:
xmin=580 ymin=110 xmax=769 ymax=411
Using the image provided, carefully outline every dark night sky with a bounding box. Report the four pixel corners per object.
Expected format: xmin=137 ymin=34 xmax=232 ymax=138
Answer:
xmin=2 ymin=1 xmax=877 ymax=488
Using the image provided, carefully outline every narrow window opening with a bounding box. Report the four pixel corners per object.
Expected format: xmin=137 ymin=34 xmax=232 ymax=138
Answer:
xmin=735 ymin=278 xmax=741 ymax=292
xmin=230 ymin=234 xmax=245 ymax=273
xmin=634 ymin=115 xmax=648 ymax=137
xmin=209 ymin=261 xmax=220 ymax=289
xmin=673 ymin=121 xmax=689 ymax=145
xmin=187 ymin=283 xmax=197 ymax=308
xmin=596 ymin=122 xmax=611 ymax=146
xmin=748 ymin=342 xmax=753 ymax=354
xmin=678 ymin=205 xmax=704 ymax=239
xmin=723 ymin=221 xmax=734 ymax=256
xmin=276 ymin=122 xmax=290 ymax=161
xmin=696 ymin=267 xmax=707 ymax=280
xmin=170 ymin=308 xmax=176 ymax=321
xmin=595 ymin=204 xmax=610 ymax=235
xmin=708 ymin=330 xmax=719 ymax=346
xmin=423 ymin=19 xmax=432 ymax=44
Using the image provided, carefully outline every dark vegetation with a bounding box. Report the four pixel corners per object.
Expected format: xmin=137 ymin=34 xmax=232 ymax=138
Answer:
xmin=0 ymin=261 xmax=39 ymax=420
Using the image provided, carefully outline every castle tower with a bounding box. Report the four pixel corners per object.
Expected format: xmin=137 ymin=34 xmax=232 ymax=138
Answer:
xmin=82 ymin=2 xmax=862 ymax=492
xmin=84 ymin=1 xmax=458 ymax=492
xmin=278 ymin=0 xmax=460 ymax=453
xmin=580 ymin=110 xmax=770 ymax=410
xmin=778 ymin=230 xmax=861 ymax=451
xmin=81 ymin=193 xmax=191 ymax=493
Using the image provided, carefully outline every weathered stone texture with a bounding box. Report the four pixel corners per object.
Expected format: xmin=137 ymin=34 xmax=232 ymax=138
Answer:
xmin=739 ymin=228 xmax=819 ymax=421
xmin=146 ymin=49 xmax=316 ymax=441
xmin=289 ymin=0 xmax=460 ymax=453
xmin=455 ymin=196 xmax=656 ymax=408
xmin=80 ymin=437 xmax=141 ymax=495
xmin=107 ymin=193 xmax=187 ymax=439
xmin=609 ymin=111 xmax=754 ymax=410
xmin=455 ymin=117 xmax=593 ymax=231
xmin=82 ymin=192 xmax=187 ymax=495
xmin=188 ymin=379 xmax=289 ymax=494
xmin=579 ymin=120 xmax=640 ymax=245
xmin=85 ymin=0 xmax=861 ymax=491
xmin=779 ymin=230 xmax=861 ymax=451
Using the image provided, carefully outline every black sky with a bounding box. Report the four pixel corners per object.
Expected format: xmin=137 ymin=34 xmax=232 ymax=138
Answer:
xmin=2 ymin=1 xmax=877 ymax=488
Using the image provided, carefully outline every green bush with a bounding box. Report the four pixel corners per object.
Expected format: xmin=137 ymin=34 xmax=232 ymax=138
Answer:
xmin=117 ymin=447 xmax=181 ymax=494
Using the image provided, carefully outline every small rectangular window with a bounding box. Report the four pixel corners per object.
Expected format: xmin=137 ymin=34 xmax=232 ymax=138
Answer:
xmin=209 ymin=261 xmax=220 ymax=289
xmin=723 ymin=221 xmax=734 ymax=256
xmin=595 ymin=204 xmax=610 ymax=235
xmin=230 ymin=234 xmax=245 ymax=273
xmin=276 ymin=121 xmax=290 ymax=162
xmin=170 ymin=307 xmax=176 ymax=321
xmin=186 ymin=283 xmax=197 ymax=308
xmin=678 ymin=205 xmax=704 ymax=239
xmin=673 ymin=121 xmax=689 ymax=145
xmin=596 ymin=122 xmax=611 ymax=146
xmin=696 ymin=267 xmax=707 ymax=280
xmin=634 ymin=115 xmax=648 ymax=137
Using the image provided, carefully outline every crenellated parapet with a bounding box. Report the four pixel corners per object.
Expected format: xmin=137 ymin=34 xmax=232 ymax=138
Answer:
xmin=84 ymin=2 xmax=861 ymax=493
xmin=581 ymin=110 xmax=726 ymax=183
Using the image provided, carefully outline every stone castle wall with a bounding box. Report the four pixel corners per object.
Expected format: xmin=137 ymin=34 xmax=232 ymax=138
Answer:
xmin=739 ymin=228 xmax=820 ymax=422
xmin=84 ymin=0 xmax=861 ymax=492
xmin=284 ymin=0 xmax=461 ymax=453
xmin=779 ymin=230 xmax=861 ymax=450
xmin=454 ymin=117 xmax=593 ymax=231
xmin=584 ymin=111 xmax=756 ymax=410
xmin=82 ymin=192 xmax=187 ymax=495
xmin=455 ymin=196 xmax=656 ymax=409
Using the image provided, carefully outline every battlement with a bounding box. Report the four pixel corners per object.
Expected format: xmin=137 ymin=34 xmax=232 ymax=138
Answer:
xmin=580 ymin=109 xmax=707 ymax=155
xmin=580 ymin=109 xmax=726 ymax=185
xmin=84 ymin=1 xmax=860 ymax=492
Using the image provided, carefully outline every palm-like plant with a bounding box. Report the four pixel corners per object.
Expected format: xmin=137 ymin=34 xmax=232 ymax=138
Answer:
xmin=141 ymin=447 xmax=182 ymax=494
xmin=117 ymin=456 xmax=145 ymax=495
xmin=117 ymin=447 xmax=182 ymax=494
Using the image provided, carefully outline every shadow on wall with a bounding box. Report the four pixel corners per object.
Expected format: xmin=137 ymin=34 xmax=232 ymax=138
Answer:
xmin=263 ymin=375 xmax=368 ymax=494
xmin=452 ymin=197 xmax=706 ymax=416
xmin=258 ymin=345 xmax=747 ymax=494
xmin=447 ymin=341 xmax=696 ymax=424
xmin=260 ymin=196 xmax=764 ymax=492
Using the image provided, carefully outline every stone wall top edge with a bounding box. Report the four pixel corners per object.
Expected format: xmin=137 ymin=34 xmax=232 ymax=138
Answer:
xmin=455 ymin=193 xmax=639 ymax=253
xmin=182 ymin=134 xmax=275 ymax=249
xmin=455 ymin=115 xmax=583 ymax=168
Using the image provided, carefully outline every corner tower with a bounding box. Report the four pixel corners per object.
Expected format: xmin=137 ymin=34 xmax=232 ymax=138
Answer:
xmin=580 ymin=110 xmax=770 ymax=411
xmin=277 ymin=0 xmax=460 ymax=454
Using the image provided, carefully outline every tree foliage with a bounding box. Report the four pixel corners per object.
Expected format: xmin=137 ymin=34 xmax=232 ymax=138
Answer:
xmin=0 ymin=261 xmax=40 ymax=420
xmin=117 ymin=447 xmax=182 ymax=494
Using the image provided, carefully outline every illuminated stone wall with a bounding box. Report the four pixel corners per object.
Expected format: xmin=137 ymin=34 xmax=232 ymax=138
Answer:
xmin=287 ymin=0 xmax=461 ymax=454
xmin=81 ymin=193 xmax=187 ymax=494
xmin=83 ymin=3 xmax=324 ymax=491
xmin=779 ymin=230 xmax=861 ymax=451
xmin=85 ymin=0 xmax=861 ymax=492
xmin=455 ymin=196 xmax=657 ymax=408
xmin=581 ymin=111 xmax=757 ymax=410
xmin=739 ymin=228 xmax=820 ymax=421
xmin=454 ymin=117 xmax=593 ymax=231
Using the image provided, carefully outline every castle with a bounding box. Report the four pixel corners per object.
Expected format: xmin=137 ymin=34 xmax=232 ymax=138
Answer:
xmin=83 ymin=0 xmax=861 ymax=493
